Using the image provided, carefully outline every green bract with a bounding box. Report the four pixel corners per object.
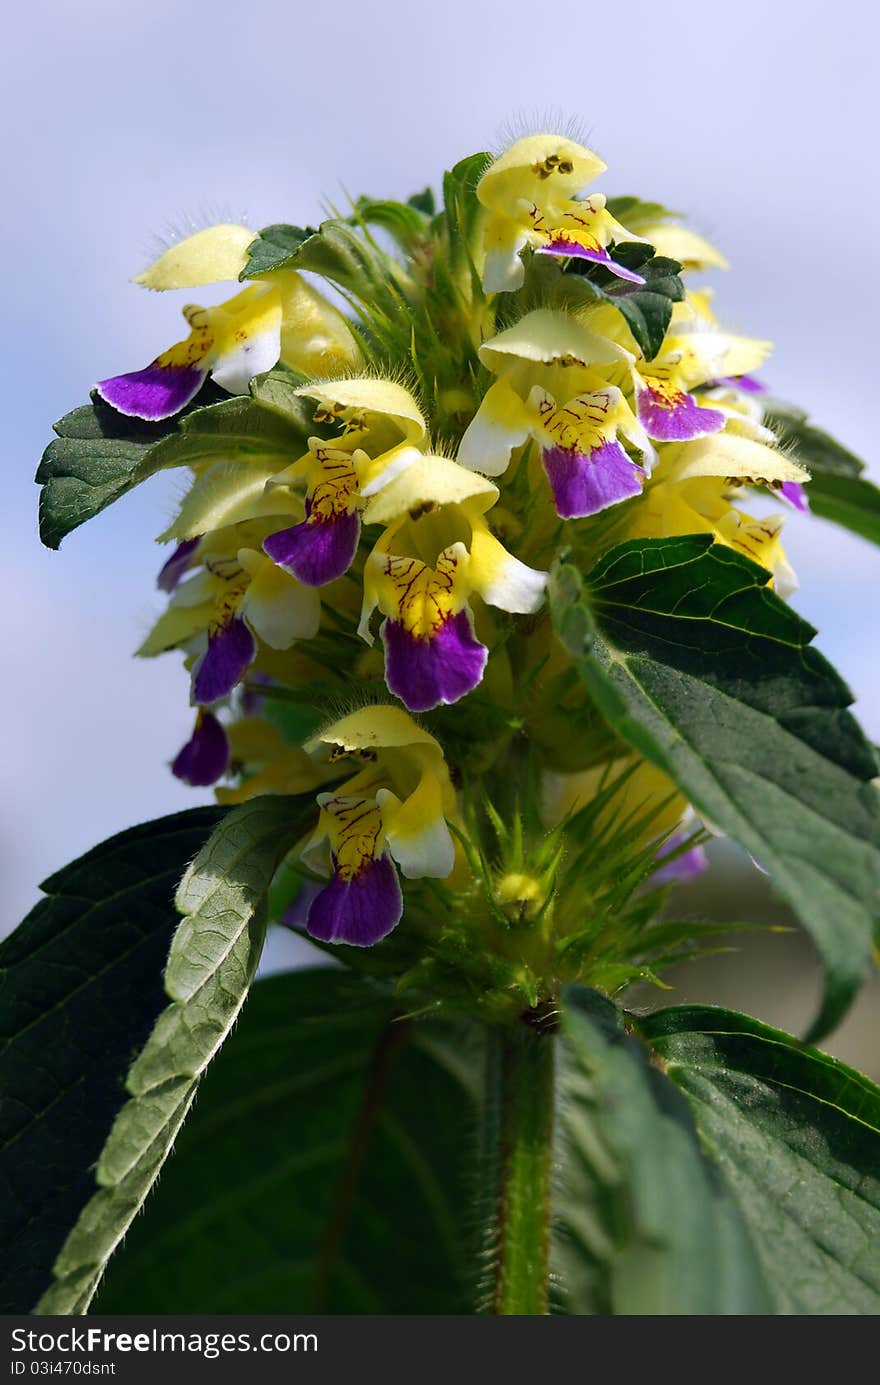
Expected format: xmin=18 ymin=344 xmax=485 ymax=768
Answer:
xmin=17 ymin=130 xmax=880 ymax=1315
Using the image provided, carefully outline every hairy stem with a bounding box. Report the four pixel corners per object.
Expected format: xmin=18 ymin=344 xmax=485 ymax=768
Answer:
xmin=480 ymin=1010 xmax=557 ymax=1315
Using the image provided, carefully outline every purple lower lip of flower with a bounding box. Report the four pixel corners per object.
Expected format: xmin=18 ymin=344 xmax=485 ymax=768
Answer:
xmin=382 ymin=609 xmax=488 ymax=712
xmin=263 ymin=510 xmax=360 ymax=587
xmin=637 ymin=385 xmax=726 ymax=442
xmin=779 ymin=480 xmax=810 ymax=513
xmin=96 ymin=362 xmax=207 ymax=421
xmin=715 ymin=373 xmax=767 ymax=394
xmin=157 ymin=537 xmax=201 ymax=592
xmin=171 ymin=711 xmax=230 ymax=787
xmin=192 ymin=616 xmax=257 ymax=704
xmin=542 ymin=440 xmax=644 ymax=519
xmin=653 ymin=836 xmax=709 ymax=884
xmin=536 ymin=240 xmax=646 ymax=285
xmin=306 ymin=852 xmax=403 ymax=946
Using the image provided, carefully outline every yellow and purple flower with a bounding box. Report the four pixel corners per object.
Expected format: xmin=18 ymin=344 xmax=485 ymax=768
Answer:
xmin=357 ymin=454 xmax=547 ymax=711
xmin=459 ymin=309 xmax=653 ymax=517
xmin=476 ymin=135 xmax=645 ymax=293
xmin=300 ymin=707 xmax=457 ymax=945
xmin=262 ymin=378 xmax=428 ymax=588
xmin=95 ymin=224 xmax=361 ymax=421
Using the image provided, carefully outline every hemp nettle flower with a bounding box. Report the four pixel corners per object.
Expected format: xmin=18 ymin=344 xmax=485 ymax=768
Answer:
xmin=59 ymin=124 xmax=847 ymax=1011
xmin=300 ymin=707 xmax=457 ymax=945
xmin=476 ymin=136 xmax=645 ymax=292
xmin=358 ymin=453 xmax=547 ymax=710
xmin=96 ymin=224 xmax=360 ymax=420
xmin=459 ymin=309 xmax=654 ymax=517
xmin=262 ymin=377 xmax=428 ymax=587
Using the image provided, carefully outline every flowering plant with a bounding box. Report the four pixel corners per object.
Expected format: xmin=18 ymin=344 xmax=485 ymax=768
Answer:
xmin=8 ymin=133 xmax=880 ymax=1315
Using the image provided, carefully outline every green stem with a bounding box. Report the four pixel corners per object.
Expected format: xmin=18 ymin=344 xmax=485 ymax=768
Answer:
xmin=481 ymin=1012 xmax=557 ymax=1315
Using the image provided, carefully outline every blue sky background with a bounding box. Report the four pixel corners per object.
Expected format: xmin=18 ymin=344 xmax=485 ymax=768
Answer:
xmin=4 ymin=0 xmax=878 ymax=1048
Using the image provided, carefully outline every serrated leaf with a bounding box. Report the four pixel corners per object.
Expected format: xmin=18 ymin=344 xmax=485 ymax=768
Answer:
xmin=34 ymin=795 xmax=312 ymax=1315
xmin=765 ymin=402 xmax=880 ymax=547
xmin=35 ymin=389 xmax=307 ymax=551
xmin=242 ymin=218 xmax=402 ymax=321
xmin=568 ymin=245 xmax=684 ymax=359
xmin=550 ymin=536 xmax=880 ymax=1040
xmin=636 ymin=1006 xmax=880 ymax=1313
xmin=35 ymin=385 xmax=222 ymax=549
xmin=93 ymin=970 xmax=481 ymax=1313
xmin=239 ymin=223 xmax=317 ymax=278
xmin=248 ymin=361 xmax=311 ymax=420
xmin=0 ymin=807 xmax=224 ymax=1313
xmin=554 ymin=987 xmax=771 ymax=1313
xmin=135 ymin=393 xmax=311 ymax=480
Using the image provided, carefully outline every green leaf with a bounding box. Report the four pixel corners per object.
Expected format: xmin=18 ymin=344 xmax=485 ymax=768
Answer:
xmin=93 ymin=969 xmax=481 ymax=1313
xmin=135 ymin=393 xmax=312 ymax=480
xmin=554 ymin=988 xmax=771 ymax=1313
xmin=242 ymin=218 xmax=401 ymax=318
xmin=441 ymin=151 xmax=490 ymax=263
xmin=569 ymin=245 xmax=684 ymax=360
xmin=247 ymin=361 xmax=309 ymax=417
xmin=0 ymin=807 xmax=224 ymax=1313
xmin=34 ymin=795 xmax=312 ymax=1315
xmin=765 ymin=402 xmax=880 ymax=546
xmin=353 ymin=196 xmax=429 ymax=251
xmin=550 ymin=536 xmax=880 ymax=1040
xmin=35 ymin=385 xmax=222 ymax=549
xmin=407 ymin=186 xmax=436 ymax=217
xmin=239 ymin=223 xmax=317 ymax=278
xmin=35 ymin=389 xmax=307 ymax=550
xmin=806 ymin=473 xmax=880 ymax=546
xmin=605 ymin=195 xmax=680 ymax=233
xmin=765 ymin=402 xmax=865 ymax=479
xmin=636 ymin=1006 xmax=880 ymax=1313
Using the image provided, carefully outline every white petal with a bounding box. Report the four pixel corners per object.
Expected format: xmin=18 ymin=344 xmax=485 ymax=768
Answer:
xmin=239 ymin=550 xmax=320 ymax=648
xmin=458 ymin=379 xmax=533 ymax=476
xmin=468 ymin=526 xmax=547 ymax=614
xmin=377 ymin=786 xmax=455 ymax=880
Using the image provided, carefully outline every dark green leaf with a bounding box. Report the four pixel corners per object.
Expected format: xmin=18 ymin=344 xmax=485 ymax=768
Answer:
xmin=136 ymin=393 xmax=312 ymax=479
xmin=554 ymin=988 xmax=771 ymax=1313
xmin=242 ymin=219 xmax=402 ymax=322
xmin=247 ymin=362 xmax=309 ymax=419
xmin=636 ymin=1005 xmax=880 ymax=1313
xmin=353 ymin=197 xmax=429 ymax=251
xmin=239 ymin=223 xmax=317 ymax=279
xmin=35 ymin=795 xmax=312 ymax=1315
xmin=765 ymin=402 xmax=866 ymax=479
xmin=35 ymin=385 xmax=222 ymax=549
xmin=442 ymin=151 xmax=491 ymax=262
xmin=567 ymin=246 xmax=684 ymax=360
xmin=35 ymin=389 xmax=306 ymax=550
xmin=765 ymin=402 xmax=880 ymax=547
xmin=550 ymin=536 xmax=880 ymax=1039
xmin=407 ymin=187 xmax=436 ymax=217
xmin=0 ymin=807 xmax=224 ymax=1314
xmin=605 ymin=196 xmax=680 ymax=232
xmin=93 ymin=969 xmax=481 ymax=1313
xmin=808 ymin=473 xmax=880 ymax=546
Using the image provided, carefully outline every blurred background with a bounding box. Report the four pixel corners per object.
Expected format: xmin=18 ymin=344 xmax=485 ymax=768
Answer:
xmin=3 ymin=0 xmax=877 ymax=1069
